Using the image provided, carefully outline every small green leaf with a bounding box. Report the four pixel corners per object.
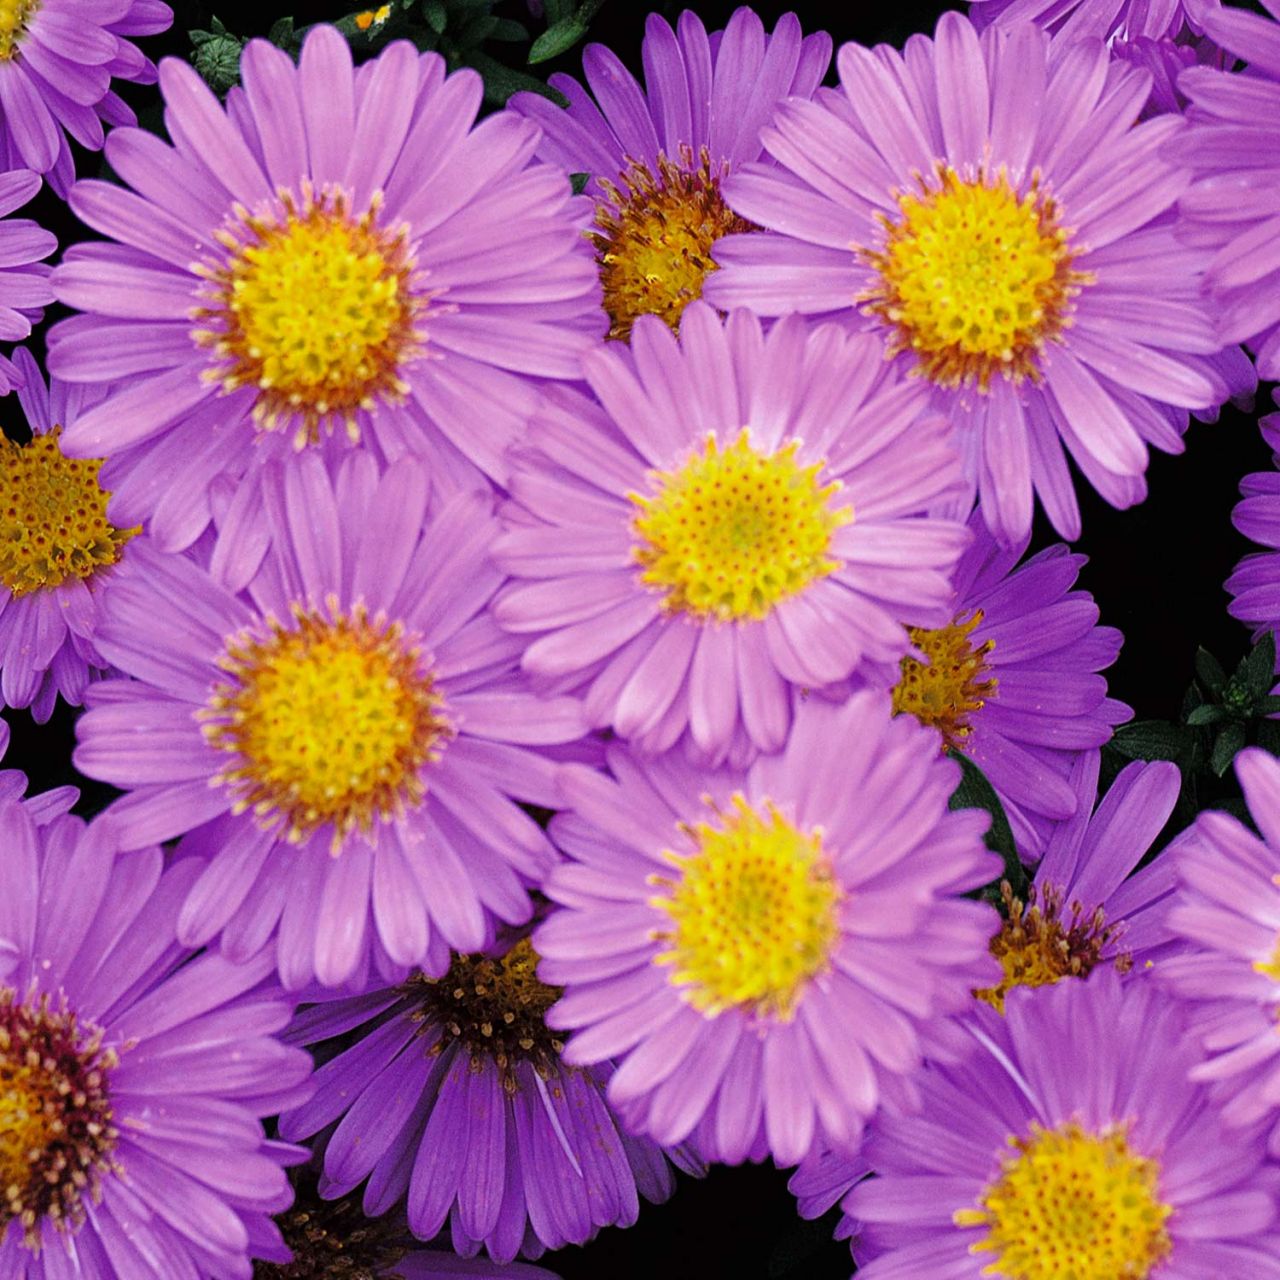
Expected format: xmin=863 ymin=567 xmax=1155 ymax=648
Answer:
xmin=1211 ymin=722 xmax=1248 ymax=776
xmin=1241 ymin=631 xmax=1276 ymax=699
xmin=1110 ymin=720 xmax=1187 ymax=762
xmin=1258 ymin=718 xmax=1280 ymax=757
xmin=569 ymin=171 xmax=590 ymax=194
xmin=1186 ymin=704 xmax=1229 ymax=727
xmin=1194 ymin=646 xmax=1227 ymax=697
xmin=1254 ymin=694 xmax=1280 ymax=717
xmin=453 ymin=12 xmax=498 ymax=48
xmin=267 ymin=16 xmax=295 ymax=47
xmin=543 ymin=0 xmax=571 ymax=21
xmin=948 ymin=753 xmax=1027 ymax=897
xmin=465 ymin=49 xmax=568 ymax=105
xmin=529 ymin=16 xmax=588 ymax=63
xmin=424 ymin=0 xmax=447 ymax=32
xmin=489 ymin=18 xmax=529 ymax=41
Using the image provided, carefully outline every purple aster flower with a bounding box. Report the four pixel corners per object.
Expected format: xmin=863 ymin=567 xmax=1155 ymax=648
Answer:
xmin=703 ymin=12 xmax=1243 ymax=545
xmin=72 ymin=454 xmax=587 ymax=991
xmin=538 ymin=689 xmax=1001 ymax=1166
xmin=0 ymin=1 xmax=171 ymax=196
xmin=0 ymin=169 xmax=54 ymax=387
xmin=0 ymin=716 xmax=78 ymax=824
xmin=846 ymin=968 xmax=1280 ymax=1278
xmin=789 ymin=1148 xmax=869 ymax=1243
xmin=0 ymin=800 xmax=313 ymax=1277
xmin=48 ymin=25 xmax=603 ymax=553
xmin=1162 ymin=747 xmax=1280 ymax=1148
xmin=881 ymin=508 xmax=1130 ymax=856
xmin=493 ymin=304 xmax=969 ymax=766
xmin=1227 ymin=397 xmax=1280 ymax=640
xmin=1175 ymin=0 xmax=1280 ymax=380
xmin=0 ymin=347 xmax=136 ymax=722
xmin=278 ymin=928 xmax=691 ymax=1264
xmin=510 ymin=7 xmax=830 ymax=340
xmin=969 ymin=0 xmax=1217 ymax=41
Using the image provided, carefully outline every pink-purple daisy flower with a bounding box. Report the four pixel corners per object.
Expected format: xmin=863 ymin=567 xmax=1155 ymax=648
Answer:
xmin=1175 ymin=0 xmax=1280 ymax=379
xmin=493 ymin=304 xmax=968 ymax=766
xmin=1226 ymin=398 xmax=1280 ymax=638
xmin=1163 ymin=747 xmax=1280 ymax=1148
xmin=969 ymin=0 xmax=1217 ymax=41
xmin=0 ymin=715 xmax=77 ymax=825
xmin=882 ymin=508 xmax=1131 ymax=857
xmin=0 ymin=347 xmax=134 ymax=722
xmin=538 ymin=689 xmax=1001 ymax=1166
xmin=278 ymin=927 xmax=691 ymax=1264
xmin=0 ymin=168 xmax=54 ymax=389
xmin=0 ymin=0 xmax=171 ymax=196
xmin=0 ymin=800 xmax=313 ymax=1278
xmin=72 ymin=455 xmax=586 ymax=991
xmin=48 ymin=24 xmax=603 ymax=552
xmin=846 ymin=968 xmax=1280 ymax=1278
xmin=510 ymin=6 xmax=831 ymax=340
xmin=703 ymin=12 xmax=1241 ymax=544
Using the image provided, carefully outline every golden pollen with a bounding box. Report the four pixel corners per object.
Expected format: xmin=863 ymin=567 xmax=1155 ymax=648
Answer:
xmin=405 ymin=937 xmax=564 ymax=1095
xmin=0 ymin=989 xmax=119 ymax=1248
xmin=975 ymin=881 xmax=1131 ymax=1013
xmin=892 ymin=611 xmax=996 ymax=750
xmin=863 ymin=167 xmax=1089 ymax=391
xmin=630 ymin=429 xmax=851 ymax=622
xmin=650 ymin=794 xmax=841 ymax=1020
xmin=954 ymin=1120 xmax=1173 ymax=1280
xmin=202 ymin=604 xmax=451 ymax=850
xmin=0 ymin=0 xmax=38 ymax=60
xmin=193 ymin=185 xmax=426 ymax=448
xmin=591 ymin=146 xmax=756 ymax=341
xmin=0 ymin=428 xmax=137 ymax=598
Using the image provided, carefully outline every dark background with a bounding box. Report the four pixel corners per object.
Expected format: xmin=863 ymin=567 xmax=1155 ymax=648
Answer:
xmin=9 ymin=2 xmax=1273 ymax=1276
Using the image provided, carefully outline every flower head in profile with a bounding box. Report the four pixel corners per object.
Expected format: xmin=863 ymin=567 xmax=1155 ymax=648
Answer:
xmin=845 ymin=970 xmax=1280 ymax=1278
xmin=73 ymin=455 xmax=586 ymax=990
xmin=511 ymin=6 xmax=830 ymax=340
xmin=49 ymin=25 xmax=603 ymax=552
xmin=883 ymin=509 xmax=1130 ymax=856
xmin=279 ymin=928 xmax=691 ymax=1264
xmin=0 ymin=169 xmax=54 ymax=389
xmin=0 ymin=801 xmax=312 ymax=1277
xmin=0 ymin=347 xmax=135 ymax=722
xmin=538 ymin=690 xmax=1000 ymax=1166
xmin=705 ymin=12 xmax=1241 ymax=544
xmin=494 ymin=304 xmax=968 ymax=766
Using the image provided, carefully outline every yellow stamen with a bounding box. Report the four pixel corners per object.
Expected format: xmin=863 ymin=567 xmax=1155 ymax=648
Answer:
xmin=0 ymin=428 xmax=137 ymax=598
xmin=650 ymin=794 xmax=841 ymax=1020
xmin=201 ymin=603 xmax=451 ymax=850
xmin=891 ymin=611 xmax=996 ymax=750
xmin=0 ymin=0 xmax=38 ymax=60
xmin=630 ymin=429 xmax=851 ymax=622
xmin=863 ymin=167 xmax=1089 ymax=391
xmin=954 ymin=1120 xmax=1173 ymax=1279
xmin=592 ymin=146 xmax=755 ymax=341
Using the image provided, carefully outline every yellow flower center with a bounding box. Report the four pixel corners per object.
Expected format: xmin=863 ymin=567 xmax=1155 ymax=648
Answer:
xmin=202 ymin=604 xmax=451 ymax=850
xmin=974 ymin=882 xmax=1130 ymax=1013
xmin=591 ymin=146 xmax=755 ymax=341
xmin=406 ymin=937 xmax=564 ymax=1094
xmin=193 ymin=185 xmax=426 ymax=448
xmin=650 ymin=794 xmax=841 ymax=1020
xmin=891 ymin=612 xmax=996 ymax=750
xmin=863 ymin=168 xmax=1088 ymax=390
xmin=0 ymin=428 xmax=137 ymax=599
xmin=954 ymin=1120 xmax=1173 ymax=1280
xmin=1 ymin=989 xmax=118 ymax=1247
xmin=0 ymin=0 xmax=38 ymax=60
xmin=630 ymin=429 xmax=851 ymax=622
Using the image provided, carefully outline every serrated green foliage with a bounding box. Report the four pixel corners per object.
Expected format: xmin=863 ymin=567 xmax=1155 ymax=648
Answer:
xmin=1179 ymin=631 xmax=1280 ymax=777
xmin=947 ymin=753 xmax=1027 ymax=902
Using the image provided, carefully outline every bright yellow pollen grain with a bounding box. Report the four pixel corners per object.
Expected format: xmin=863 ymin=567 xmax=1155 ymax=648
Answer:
xmin=891 ymin=611 xmax=996 ymax=751
xmin=201 ymin=604 xmax=451 ymax=851
xmin=0 ymin=0 xmax=38 ymax=60
xmin=192 ymin=185 xmax=423 ymax=449
xmin=591 ymin=146 xmax=756 ymax=341
xmin=955 ymin=1120 xmax=1173 ymax=1280
xmin=630 ymin=430 xmax=851 ymax=622
xmin=863 ymin=167 xmax=1088 ymax=391
xmin=0 ymin=428 xmax=138 ymax=598
xmin=1253 ymin=934 xmax=1280 ymax=983
xmin=650 ymin=794 xmax=841 ymax=1020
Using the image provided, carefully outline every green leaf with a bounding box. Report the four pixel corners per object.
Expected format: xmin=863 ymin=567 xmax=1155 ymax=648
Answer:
xmin=424 ymin=0 xmax=447 ymax=32
xmin=465 ymin=49 xmax=568 ymax=105
xmin=1242 ymin=631 xmax=1276 ymax=699
xmin=1110 ymin=720 xmax=1187 ymax=762
xmin=1211 ymin=721 xmax=1248 ymax=776
xmin=1258 ymin=718 xmax=1280 ymax=757
xmin=1186 ymin=704 xmax=1230 ymax=727
xmin=529 ymin=16 xmax=588 ymax=63
xmin=1194 ymin=646 xmax=1227 ymax=697
xmin=543 ymin=0 xmax=572 ymax=21
xmin=569 ymin=171 xmax=590 ymax=194
xmin=489 ymin=18 xmax=529 ymax=41
xmin=453 ymin=12 xmax=498 ymax=48
xmin=267 ymin=16 xmax=295 ymax=47
xmin=1254 ymin=695 xmax=1280 ymax=717
xmin=190 ymin=18 xmax=245 ymax=93
xmin=948 ymin=753 xmax=1027 ymax=897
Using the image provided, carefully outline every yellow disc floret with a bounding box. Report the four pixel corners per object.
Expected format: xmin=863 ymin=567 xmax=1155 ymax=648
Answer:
xmin=954 ymin=1120 xmax=1173 ymax=1279
xmin=863 ymin=167 xmax=1089 ymax=391
xmin=193 ymin=184 xmax=426 ymax=448
xmin=891 ymin=611 xmax=996 ymax=750
xmin=630 ymin=429 xmax=851 ymax=622
xmin=650 ymin=794 xmax=841 ymax=1020
xmin=592 ymin=146 xmax=756 ymax=341
xmin=0 ymin=428 xmax=137 ymax=598
xmin=0 ymin=0 xmax=38 ymax=60
xmin=202 ymin=603 xmax=451 ymax=850
xmin=1 ymin=989 xmax=119 ymax=1247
